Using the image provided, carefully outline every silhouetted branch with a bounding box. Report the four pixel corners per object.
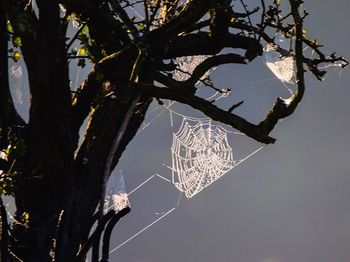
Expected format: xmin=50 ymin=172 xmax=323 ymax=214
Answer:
xmin=257 ymin=0 xmax=306 ymax=133
xmin=101 ymin=207 xmax=131 ymax=262
xmin=0 ymin=197 xmax=9 ymax=262
xmin=141 ymin=82 xmax=276 ymax=143
xmin=76 ymin=210 xmax=115 ymax=262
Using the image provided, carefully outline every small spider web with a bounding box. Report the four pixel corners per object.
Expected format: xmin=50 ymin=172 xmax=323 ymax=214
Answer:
xmin=171 ymin=118 xmax=235 ymax=198
xmin=104 ymin=170 xmax=130 ymax=213
xmin=10 ymin=65 xmax=24 ymax=105
xmin=173 ymin=55 xmax=212 ymax=82
xmin=264 ymin=34 xmax=295 ymax=90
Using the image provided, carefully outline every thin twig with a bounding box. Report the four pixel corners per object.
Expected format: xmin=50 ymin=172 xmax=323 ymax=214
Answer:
xmin=143 ymin=0 xmax=150 ymax=31
xmin=65 ymin=23 xmax=87 ymax=52
xmin=100 ymin=207 xmax=130 ymax=262
xmin=239 ymin=0 xmax=257 ymax=39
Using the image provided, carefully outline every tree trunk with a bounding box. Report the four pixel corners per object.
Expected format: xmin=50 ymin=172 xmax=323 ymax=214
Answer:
xmin=8 ymin=91 xmax=151 ymax=261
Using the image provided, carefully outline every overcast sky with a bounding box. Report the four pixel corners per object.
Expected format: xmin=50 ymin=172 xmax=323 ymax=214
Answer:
xmin=107 ymin=1 xmax=350 ymax=262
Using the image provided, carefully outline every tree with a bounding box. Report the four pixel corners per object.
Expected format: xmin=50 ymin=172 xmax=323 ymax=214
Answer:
xmin=0 ymin=0 xmax=347 ymax=261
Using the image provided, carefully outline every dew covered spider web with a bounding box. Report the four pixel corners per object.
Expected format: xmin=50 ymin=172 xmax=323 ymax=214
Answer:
xmin=10 ymin=65 xmax=24 ymax=105
xmin=106 ymin=109 xmax=263 ymax=255
xmin=100 ymin=6 xmax=262 ymax=253
xmin=173 ymin=55 xmax=212 ymax=82
xmin=104 ymin=34 xmax=262 ymax=256
xmin=171 ymin=118 xmax=235 ymax=198
xmin=263 ymin=33 xmax=296 ymax=96
xmin=104 ymin=170 xmax=130 ymax=213
xmin=264 ymin=34 xmax=295 ymax=85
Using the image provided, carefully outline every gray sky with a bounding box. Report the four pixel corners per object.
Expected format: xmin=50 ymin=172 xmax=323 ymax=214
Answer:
xmin=107 ymin=1 xmax=350 ymax=262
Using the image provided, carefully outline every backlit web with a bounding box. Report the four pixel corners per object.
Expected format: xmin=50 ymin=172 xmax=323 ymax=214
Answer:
xmin=173 ymin=55 xmax=212 ymax=82
xmin=98 ymin=24 xmax=261 ymax=255
xmin=171 ymin=118 xmax=235 ymax=198
xmin=10 ymin=65 xmax=23 ymax=105
xmin=264 ymin=34 xmax=295 ymax=86
xmin=105 ymin=61 xmax=262 ymax=255
xmin=104 ymin=170 xmax=130 ymax=213
xmin=107 ymin=112 xmax=263 ymax=254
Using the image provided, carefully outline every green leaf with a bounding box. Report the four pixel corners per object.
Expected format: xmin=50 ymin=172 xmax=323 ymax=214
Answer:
xmin=302 ymin=28 xmax=307 ymax=37
xmin=24 ymin=212 xmax=29 ymax=223
xmin=13 ymin=51 xmax=21 ymax=62
xmin=7 ymin=21 xmax=13 ymax=33
xmin=138 ymin=24 xmax=145 ymax=31
xmin=13 ymin=36 xmax=22 ymax=47
xmin=78 ymin=47 xmax=86 ymax=55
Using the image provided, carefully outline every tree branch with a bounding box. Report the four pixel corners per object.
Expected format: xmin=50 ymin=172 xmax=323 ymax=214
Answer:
xmin=184 ymin=54 xmax=247 ymax=86
xmin=75 ymin=209 xmax=115 ymax=262
xmin=153 ymin=53 xmax=246 ymax=94
xmin=3 ymin=0 xmax=39 ymax=69
xmin=143 ymin=1 xmax=309 ymax=144
xmin=147 ymin=0 xmax=217 ymax=44
xmin=61 ymin=0 xmax=131 ymax=53
xmin=101 ymin=207 xmax=130 ymax=262
xmin=257 ymin=0 xmax=306 ymax=133
xmin=69 ymin=7 xmax=262 ymax=142
xmin=70 ymin=47 xmax=138 ymax=136
xmin=109 ymin=0 xmax=140 ymax=41
xmin=99 ymin=95 xmax=140 ymax=219
xmin=0 ymin=197 xmax=9 ymax=262
xmin=141 ymin=83 xmax=276 ymax=143
xmin=159 ymin=32 xmax=262 ymax=60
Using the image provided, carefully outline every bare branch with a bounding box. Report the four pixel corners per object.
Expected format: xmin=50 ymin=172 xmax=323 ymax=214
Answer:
xmin=101 ymin=207 xmax=130 ymax=262
xmin=0 ymin=197 xmax=9 ymax=262
xmin=65 ymin=23 xmax=87 ymax=52
xmin=185 ymin=54 xmax=246 ymax=86
xmin=109 ymin=0 xmax=140 ymax=41
xmin=147 ymin=0 xmax=217 ymax=44
xmin=228 ymin=100 xmax=244 ymax=112
xmin=70 ymin=48 xmax=138 ymax=136
xmin=61 ymin=0 xmax=131 ymax=48
xmin=142 ymin=83 xmax=276 ymax=143
xmin=76 ymin=210 xmax=115 ymax=262
xmin=257 ymin=0 xmax=306 ymax=133
xmin=160 ymin=32 xmax=262 ymax=59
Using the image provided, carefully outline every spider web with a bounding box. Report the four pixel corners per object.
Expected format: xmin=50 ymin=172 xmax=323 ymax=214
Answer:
xmin=10 ymin=65 xmax=23 ymax=105
xmin=104 ymin=170 xmax=130 ymax=213
xmin=264 ymin=34 xmax=295 ymax=85
xmin=171 ymin=118 xmax=235 ymax=198
xmin=102 ymin=11 xmax=262 ymax=251
xmin=173 ymin=55 xmax=212 ymax=82
xmin=108 ymin=113 xmax=263 ymax=254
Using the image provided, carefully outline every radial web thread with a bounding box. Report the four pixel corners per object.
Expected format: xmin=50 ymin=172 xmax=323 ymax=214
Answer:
xmin=171 ymin=118 xmax=235 ymax=198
